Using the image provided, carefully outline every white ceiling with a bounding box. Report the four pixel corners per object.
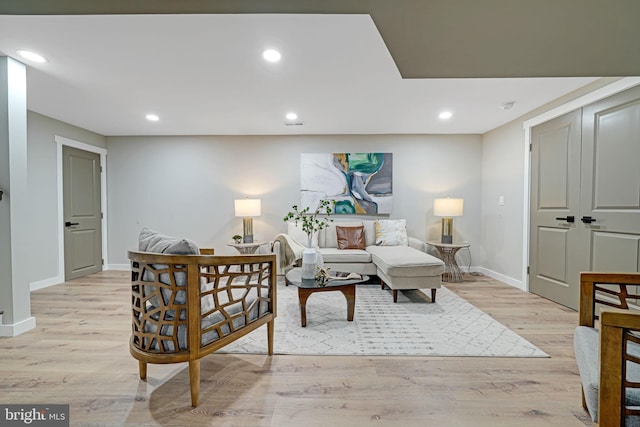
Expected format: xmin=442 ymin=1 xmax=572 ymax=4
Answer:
xmin=0 ymin=14 xmax=597 ymax=136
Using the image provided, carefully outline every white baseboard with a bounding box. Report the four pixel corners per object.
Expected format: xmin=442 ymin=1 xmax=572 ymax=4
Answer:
xmin=26 ymin=265 xmax=525 ymax=295
xmin=30 ymin=275 xmax=64 ymax=291
xmin=29 ymin=264 xmax=130 ymax=292
xmin=106 ymin=264 xmax=129 ymax=271
xmin=0 ymin=316 xmax=36 ymax=337
xmin=474 ymin=267 xmax=525 ymax=291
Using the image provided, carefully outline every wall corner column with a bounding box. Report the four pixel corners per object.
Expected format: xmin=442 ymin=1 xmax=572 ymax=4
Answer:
xmin=0 ymin=56 xmax=36 ymax=336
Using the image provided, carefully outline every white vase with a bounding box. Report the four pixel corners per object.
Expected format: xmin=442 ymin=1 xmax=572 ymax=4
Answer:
xmin=301 ymin=247 xmax=317 ymax=280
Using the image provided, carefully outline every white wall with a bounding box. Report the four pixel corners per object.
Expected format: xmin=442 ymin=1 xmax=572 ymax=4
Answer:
xmin=27 ymin=111 xmax=107 ymax=285
xmin=479 ymin=78 xmax=623 ymax=289
xmin=480 ymin=120 xmax=527 ymax=285
xmin=106 ymin=134 xmax=483 ymax=267
xmin=0 ymin=57 xmax=31 ymax=333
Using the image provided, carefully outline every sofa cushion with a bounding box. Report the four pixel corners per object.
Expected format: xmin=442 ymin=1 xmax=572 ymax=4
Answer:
xmin=367 ymin=245 xmax=444 ymax=277
xmin=336 ymin=225 xmax=366 ymax=249
xmin=574 ymin=325 xmax=640 ymax=424
xmin=375 ymin=219 xmax=408 ymax=246
xmin=319 ymin=247 xmax=372 ymax=263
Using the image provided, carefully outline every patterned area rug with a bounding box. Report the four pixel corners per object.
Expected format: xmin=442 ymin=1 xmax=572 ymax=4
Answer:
xmin=221 ymin=282 xmax=548 ymax=357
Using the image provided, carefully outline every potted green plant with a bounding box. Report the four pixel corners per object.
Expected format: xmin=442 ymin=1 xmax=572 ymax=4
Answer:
xmin=283 ymin=199 xmax=335 ymax=248
xmin=283 ymin=199 xmax=335 ymax=279
xmin=232 ymin=234 xmax=243 ymax=244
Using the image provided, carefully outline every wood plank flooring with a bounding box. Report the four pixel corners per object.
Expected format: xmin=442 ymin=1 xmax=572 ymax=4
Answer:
xmin=0 ymin=271 xmax=594 ymax=426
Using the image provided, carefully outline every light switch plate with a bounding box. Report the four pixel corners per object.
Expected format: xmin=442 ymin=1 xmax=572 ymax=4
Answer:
xmin=498 ymin=196 xmax=505 ymax=206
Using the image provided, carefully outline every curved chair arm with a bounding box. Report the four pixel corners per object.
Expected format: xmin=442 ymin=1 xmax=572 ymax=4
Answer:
xmin=599 ymin=308 xmax=640 ymax=427
xmin=576 ymin=272 xmax=640 ymax=427
xmin=579 ymin=272 xmax=640 ymax=327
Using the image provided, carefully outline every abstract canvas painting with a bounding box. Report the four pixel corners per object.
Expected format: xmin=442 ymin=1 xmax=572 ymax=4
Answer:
xmin=300 ymin=153 xmax=393 ymax=214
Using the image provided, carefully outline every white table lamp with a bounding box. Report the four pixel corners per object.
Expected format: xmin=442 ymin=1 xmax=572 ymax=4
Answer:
xmin=434 ymin=197 xmax=464 ymax=244
xmin=234 ymin=198 xmax=261 ymax=243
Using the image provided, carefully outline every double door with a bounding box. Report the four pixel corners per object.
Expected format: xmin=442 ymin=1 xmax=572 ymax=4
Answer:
xmin=529 ymin=86 xmax=640 ymax=309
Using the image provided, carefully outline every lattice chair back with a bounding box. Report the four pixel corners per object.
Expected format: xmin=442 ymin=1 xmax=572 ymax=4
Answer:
xmin=128 ymin=250 xmax=277 ymax=407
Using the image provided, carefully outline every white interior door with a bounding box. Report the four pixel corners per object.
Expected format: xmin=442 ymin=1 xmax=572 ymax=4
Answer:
xmin=580 ymin=85 xmax=640 ymax=285
xmin=529 ymin=110 xmax=585 ymax=309
xmin=63 ymin=145 xmax=103 ymax=280
xmin=529 ymin=85 xmax=640 ymax=309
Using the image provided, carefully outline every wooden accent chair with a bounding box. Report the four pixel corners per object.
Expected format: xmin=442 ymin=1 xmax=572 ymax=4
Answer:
xmin=574 ymin=272 xmax=640 ymax=426
xmin=128 ymin=250 xmax=277 ymax=407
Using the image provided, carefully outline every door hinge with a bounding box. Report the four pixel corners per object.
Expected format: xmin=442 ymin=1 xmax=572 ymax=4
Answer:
xmin=529 ymin=143 xmax=532 ymax=152
xmin=527 ymin=266 xmax=530 ymax=275
xmin=101 ymin=259 xmax=104 ymax=265
xmin=100 ymin=166 xmax=103 ymax=173
xmin=101 ymin=212 xmax=104 ymax=219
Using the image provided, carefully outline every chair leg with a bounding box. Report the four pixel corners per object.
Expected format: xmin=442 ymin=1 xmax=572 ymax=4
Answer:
xmin=380 ymin=280 xmax=385 ymax=290
xmin=138 ymin=361 xmax=147 ymax=380
xmin=189 ymin=359 xmax=200 ymax=407
xmin=393 ymin=289 xmax=398 ymax=303
xmin=431 ymin=288 xmax=437 ymax=303
xmin=267 ymin=319 xmax=275 ymax=356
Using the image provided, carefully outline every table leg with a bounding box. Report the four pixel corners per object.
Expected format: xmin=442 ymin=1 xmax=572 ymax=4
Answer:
xmin=297 ymin=288 xmax=310 ymax=327
xmin=439 ymin=247 xmax=465 ymax=282
xmin=339 ymin=285 xmax=356 ymax=321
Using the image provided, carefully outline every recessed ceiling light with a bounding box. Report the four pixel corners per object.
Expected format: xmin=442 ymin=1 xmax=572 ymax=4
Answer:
xmin=145 ymin=114 xmax=159 ymax=122
xmin=439 ymin=111 xmax=453 ymax=120
xmin=16 ymin=49 xmax=47 ymax=63
xmin=262 ymin=49 xmax=281 ymax=63
xmin=285 ymin=112 xmax=298 ymax=121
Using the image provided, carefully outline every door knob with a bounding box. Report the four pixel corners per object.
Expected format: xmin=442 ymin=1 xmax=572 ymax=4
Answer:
xmin=555 ymin=216 xmax=575 ymax=223
xmin=581 ymin=216 xmax=597 ymax=224
xmin=65 ymin=221 xmax=80 ymax=227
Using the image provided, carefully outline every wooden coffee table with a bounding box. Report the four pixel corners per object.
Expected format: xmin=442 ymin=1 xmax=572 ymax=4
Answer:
xmin=285 ymin=268 xmax=369 ymax=327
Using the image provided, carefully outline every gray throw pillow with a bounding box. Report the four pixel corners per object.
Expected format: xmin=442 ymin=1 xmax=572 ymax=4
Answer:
xmin=138 ymin=227 xmax=200 ymax=255
xmin=137 ymin=228 xmax=214 ymax=315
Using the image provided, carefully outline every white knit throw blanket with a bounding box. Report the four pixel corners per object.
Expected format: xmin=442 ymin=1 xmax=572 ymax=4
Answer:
xmin=273 ymin=233 xmax=306 ymax=269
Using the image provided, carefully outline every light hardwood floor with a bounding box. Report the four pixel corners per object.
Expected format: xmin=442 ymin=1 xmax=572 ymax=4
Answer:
xmin=0 ymin=271 xmax=593 ymax=426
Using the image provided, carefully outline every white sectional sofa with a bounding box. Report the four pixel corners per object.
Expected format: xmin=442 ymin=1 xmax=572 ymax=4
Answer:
xmin=272 ymin=219 xmax=445 ymax=302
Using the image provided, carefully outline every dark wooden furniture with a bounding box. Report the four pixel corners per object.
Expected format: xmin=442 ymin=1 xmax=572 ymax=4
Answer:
xmin=285 ymin=267 xmax=368 ymax=327
xmin=577 ymin=272 xmax=640 ymax=426
xmin=128 ymin=250 xmax=276 ymax=407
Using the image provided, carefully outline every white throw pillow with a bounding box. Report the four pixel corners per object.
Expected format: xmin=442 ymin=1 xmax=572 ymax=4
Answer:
xmin=375 ymin=219 xmax=408 ymax=246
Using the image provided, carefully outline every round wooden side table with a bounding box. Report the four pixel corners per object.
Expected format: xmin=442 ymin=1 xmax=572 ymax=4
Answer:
xmin=427 ymin=240 xmax=470 ymax=282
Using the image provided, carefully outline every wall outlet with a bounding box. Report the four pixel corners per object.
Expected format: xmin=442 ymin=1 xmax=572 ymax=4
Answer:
xmin=498 ymin=195 xmax=505 ymax=206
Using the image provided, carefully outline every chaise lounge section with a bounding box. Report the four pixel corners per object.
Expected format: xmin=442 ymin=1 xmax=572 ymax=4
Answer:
xmin=273 ymin=219 xmax=445 ymax=302
xmin=367 ymin=244 xmax=444 ymax=302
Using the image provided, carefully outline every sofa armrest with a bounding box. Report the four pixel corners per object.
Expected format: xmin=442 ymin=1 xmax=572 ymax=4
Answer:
xmin=271 ymin=240 xmax=284 ymax=274
xmin=272 ymin=233 xmax=305 ymax=274
xmin=408 ymin=237 xmax=428 ymax=252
